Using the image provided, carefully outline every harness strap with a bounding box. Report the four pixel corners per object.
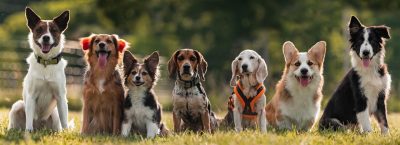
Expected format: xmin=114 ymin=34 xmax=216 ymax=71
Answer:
xmin=233 ymin=82 xmax=265 ymax=120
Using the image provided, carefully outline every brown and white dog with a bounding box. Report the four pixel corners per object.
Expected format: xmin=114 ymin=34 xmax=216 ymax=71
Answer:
xmin=168 ymin=49 xmax=218 ymax=133
xmin=265 ymin=41 xmax=326 ymax=131
xmin=223 ymin=50 xmax=268 ymax=132
xmin=80 ymin=34 xmax=128 ymax=135
xmin=8 ymin=7 xmax=71 ymax=131
xmin=121 ymin=51 xmax=169 ymax=138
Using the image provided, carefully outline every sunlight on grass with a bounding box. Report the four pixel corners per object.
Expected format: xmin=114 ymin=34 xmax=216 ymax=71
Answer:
xmin=0 ymin=108 xmax=399 ymax=144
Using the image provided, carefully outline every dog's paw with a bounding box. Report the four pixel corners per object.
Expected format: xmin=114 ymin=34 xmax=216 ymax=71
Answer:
xmin=381 ymin=127 xmax=389 ymax=135
xmin=25 ymin=128 xmax=33 ymax=132
xmin=235 ymin=127 xmax=242 ymax=132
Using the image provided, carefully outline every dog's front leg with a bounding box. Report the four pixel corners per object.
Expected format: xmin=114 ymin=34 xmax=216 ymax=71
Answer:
xmin=25 ymin=95 xmax=36 ymax=131
xmin=374 ymin=93 xmax=389 ymax=135
xmin=233 ymin=107 xmax=242 ymax=132
xmin=81 ymin=104 xmax=90 ymax=134
xmin=201 ymin=110 xmax=211 ymax=133
xmin=121 ymin=119 xmax=132 ymax=137
xmin=173 ymin=111 xmax=182 ymax=132
xmin=56 ymin=86 xmax=68 ymax=129
xmin=112 ymin=106 xmax=122 ymax=135
xmin=146 ymin=121 xmax=159 ymax=138
xmin=258 ymin=108 xmax=267 ymax=133
xmin=356 ymin=109 xmax=372 ymax=133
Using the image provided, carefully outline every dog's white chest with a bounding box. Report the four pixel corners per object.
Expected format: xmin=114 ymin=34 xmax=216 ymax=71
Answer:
xmin=125 ymin=91 xmax=154 ymax=129
xmin=172 ymin=86 xmax=207 ymax=116
xmin=357 ymin=70 xmax=391 ymax=113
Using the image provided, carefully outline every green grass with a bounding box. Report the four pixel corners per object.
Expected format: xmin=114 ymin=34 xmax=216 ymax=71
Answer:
xmin=0 ymin=109 xmax=399 ymax=145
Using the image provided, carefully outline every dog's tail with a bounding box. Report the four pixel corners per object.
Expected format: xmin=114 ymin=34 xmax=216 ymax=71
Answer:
xmin=219 ymin=95 xmax=235 ymax=129
xmin=67 ymin=119 xmax=75 ymax=130
xmin=159 ymin=123 xmax=170 ymax=137
xmin=319 ymin=117 xmax=344 ymax=131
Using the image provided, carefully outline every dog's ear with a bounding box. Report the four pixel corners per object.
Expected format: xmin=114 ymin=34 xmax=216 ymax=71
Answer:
xmin=53 ymin=10 xmax=69 ymax=32
xmin=308 ymin=41 xmax=327 ymax=66
xmin=25 ymin=7 xmax=41 ymax=30
xmin=111 ymin=34 xmax=129 ymax=53
xmin=283 ymin=41 xmax=299 ymax=64
xmin=194 ymin=50 xmax=208 ymax=81
xmin=168 ymin=50 xmax=180 ymax=80
xmin=349 ymin=16 xmax=363 ymax=34
xmin=80 ymin=35 xmax=95 ymax=51
xmin=230 ymin=58 xmax=239 ymax=87
xmin=123 ymin=50 xmax=138 ymax=76
xmin=256 ymin=55 xmax=268 ymax=84
xmin=145 ymin=51 xmax=160 ymax=78
xmin=373 ymin=26 xmax=391 ymax=39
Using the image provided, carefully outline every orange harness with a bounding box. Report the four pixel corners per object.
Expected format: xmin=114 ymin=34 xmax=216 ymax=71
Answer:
xmin=230 ymin=82 xmax=265 ymax=120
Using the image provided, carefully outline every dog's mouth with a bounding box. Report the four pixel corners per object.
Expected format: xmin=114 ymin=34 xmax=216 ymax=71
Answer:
xmin=40 ymin=43 xmax=53 ymax=54
xmin=361 ymin=57 xmax=372 ymax=67
xmin=133 ymin=81 xmax=145 ymax=86
xmin=96 ymin=50 xmax=111 ymax=68
xmin=295 ymin=75 xmax=313 ymax=87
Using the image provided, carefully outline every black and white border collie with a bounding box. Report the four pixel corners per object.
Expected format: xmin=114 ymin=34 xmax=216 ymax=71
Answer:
xmin=319 ymin=16 xmax=391 ymax=134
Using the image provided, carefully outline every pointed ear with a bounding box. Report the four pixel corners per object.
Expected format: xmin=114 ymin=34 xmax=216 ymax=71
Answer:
xmin=349 ymin=16 xmax=363 ymax=34
xmin=123 ymin=50 xmax=138 ymax=76
xmin=25 ymin=7 xmax=41 ymax=30
xmin=256 ymin=56 xmax=268 ymax=84
xmin=168 ymin=50 xmax=180 ymax=80
xmin=194 ymin=50 xmax=208 ymax=81
xmin=282 ymin=41 xmax=299 ymax=64
xmin=145 ymin=51 xmax=160 ymax=77
xmin=80 ymin=36 xmax=93 ymax=51
xmin=374 ymin=26 xmax=391 ymax=39
xmin=230 ymin=59 xmax=239 ymax=87
xmin=53 ymin=10 xmax=69 ymax=32
xmin=308 ymin=41 xmax=327 ymax=65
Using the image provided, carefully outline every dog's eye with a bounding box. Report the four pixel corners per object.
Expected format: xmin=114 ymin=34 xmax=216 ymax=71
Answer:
xmin=177 ymin=56 xmax=184 ymax=61
xmin=142 ymin=72 xmax=148 ymax=75
xmin=50 ymin=28 xmax=57 ymax=33
xmin=36 ymin=28 xmax=43 ymax=33
xmin=250 ymin=56 xmax=254 ymax=59
xmin=294 ymin=62 xmax=301 ymax=66
xmin=238 ymin=57 xmax=242 ymax=61
xmin=307 ymin=61 xmax=313 ymax=66
xmin=131 ymin=71 xmax=137 ymax=75
xmin=94 ymin=39 xmax=100 ymax=43
xmin=190 ymin=56 xmax=196 ymax=61
xmin=106 ymin=39 xmax=112 ymax=44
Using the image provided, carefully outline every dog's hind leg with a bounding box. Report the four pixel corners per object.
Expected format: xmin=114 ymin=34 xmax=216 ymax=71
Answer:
xmin=8 ymin=100 xmax=26 ymax=130
xmin=318 ymin=117 xmax=344 ymax=131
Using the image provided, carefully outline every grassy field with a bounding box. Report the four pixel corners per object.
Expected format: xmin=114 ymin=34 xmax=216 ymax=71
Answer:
xmin=0 ymin=109 xmax=399 ymax=145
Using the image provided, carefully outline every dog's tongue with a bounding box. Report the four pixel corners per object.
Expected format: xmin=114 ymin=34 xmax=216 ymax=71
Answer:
xmin=41 ymin=44 xmax=51 ymax=53
xmin=362 ymin=59 xmax=370 ymax=67
xmin=98 ymin=53 xmax=108 ymax=68
xmin=300 ymin=77 xmax=310 ymax=87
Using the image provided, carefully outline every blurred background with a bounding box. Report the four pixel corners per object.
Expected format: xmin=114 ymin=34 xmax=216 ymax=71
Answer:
xmin=0 ymin=0 xmax=399 ymax=113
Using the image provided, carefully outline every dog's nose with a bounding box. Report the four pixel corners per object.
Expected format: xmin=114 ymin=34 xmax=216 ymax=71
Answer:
xmin=42 ymin=36 xmax=50 ymax=43
xmin=362 ymin=50 xmax=370 ymax=56
xmin=242 ymin=64 xmax=248 ymax=71
xmin=135 ymin=76 xmax=141 ymax=81
xmin=99 ymin=42 xmax=106 ymax=48
xmin=183 ymin=65 xmax=190 ymax=71
xmin=300 ymin=68 xmax=308 ymax=75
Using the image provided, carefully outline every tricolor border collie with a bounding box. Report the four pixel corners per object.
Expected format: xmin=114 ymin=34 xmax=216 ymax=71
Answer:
xmin=121 ymin=51 xmax=169 ymax=138
xmin=8 ymin=7 xmax=71 ymax=131
xmin=265 ymin=41 xmax=326 ymax=131
xmin=319 ymin=16 xmax=391 ymax=134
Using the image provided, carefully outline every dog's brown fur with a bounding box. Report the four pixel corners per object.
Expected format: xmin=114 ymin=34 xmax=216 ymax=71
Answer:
xmin=80 ymin=34 xmax=128 ymax=135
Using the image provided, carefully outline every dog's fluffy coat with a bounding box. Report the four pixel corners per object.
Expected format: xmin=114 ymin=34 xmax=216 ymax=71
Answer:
xmin=265 ymin=41 xmax=326 ymax=131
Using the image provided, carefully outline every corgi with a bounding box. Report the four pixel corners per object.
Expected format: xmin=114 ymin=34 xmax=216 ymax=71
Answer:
xmin=8 ymin=7 xmax=71 ymax=131
xmin=266 ymin=41 xmax=326 ymax=131
xmin=121 ymin=51 xmax=169 ymax=138
xmin=80 ymin=34 xmax=128 ymax=135
xmin=319 ymin=16 xmax=391 ymax=134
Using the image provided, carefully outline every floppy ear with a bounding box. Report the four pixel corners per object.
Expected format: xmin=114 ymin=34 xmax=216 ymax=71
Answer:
xmin=194 ymin=50 xmax=208 ymax=81
xmin=53 ymin=10 xmax=69 ymax=32
xmin=283 ymin=41 xmax=299 ymax=64
xmin=80 ymin=35 xmax=94 ymax=51
xmin=256 ymin=56 xmax=268 ymax=84
xmin=168 ymin=50 xmax=180 ymax=80
xmin=308 ymin=41 xmax=327 ymax=66
xmin=230 ymin=58 xmax=239 ymax=87
xmin=373 ymin=26 xmax=391 ymax=39
xmin=112 ymin=34 xmax=129 ymax=53
xmin=123 ymin=50 xmax=138 ymax=76
xmin=144 ymin=51 xmax=160 ymax=78
xmin=349 ymin=16 xmax=363 ymax=34
xmin=25 ymin=7 xmax=41 ymax=30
